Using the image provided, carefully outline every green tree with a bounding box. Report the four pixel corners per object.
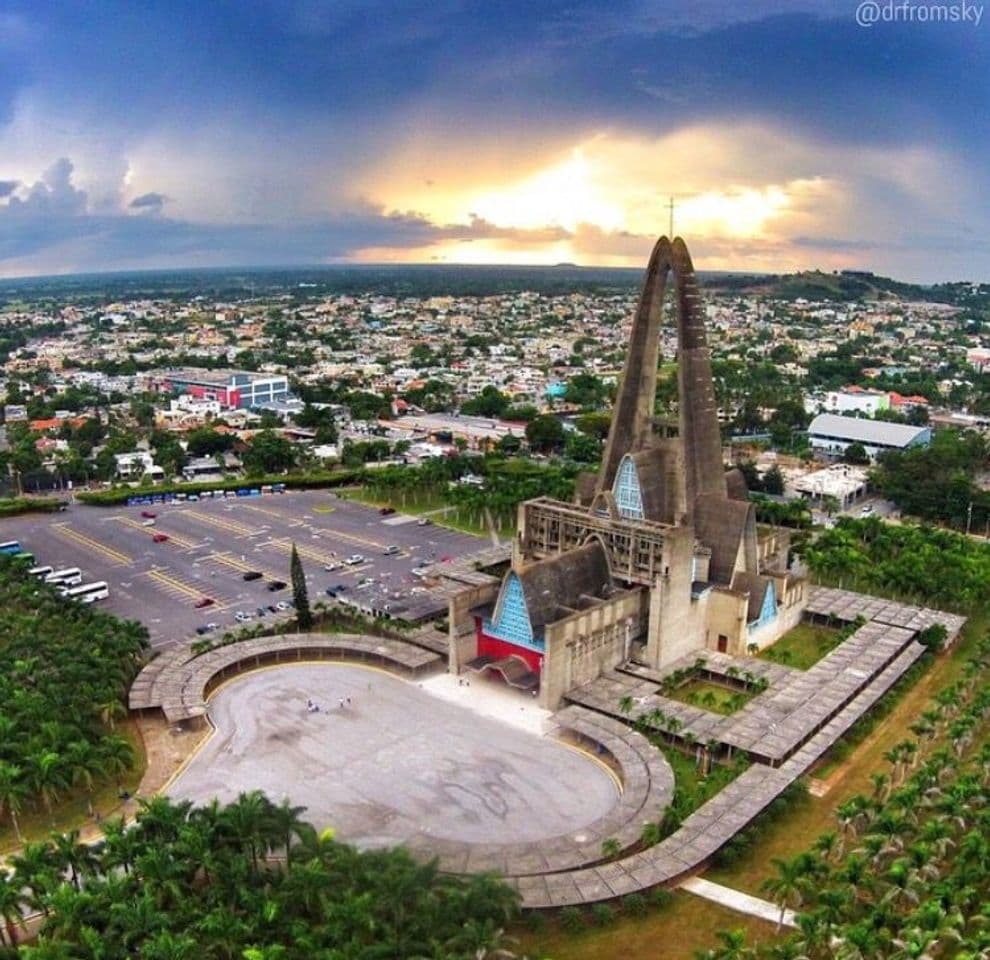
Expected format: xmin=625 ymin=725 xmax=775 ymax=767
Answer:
xmin=460 ymin=385 xmax=509 ymax=418
xmin=242 ymin=431 xmax=297 ymax=475
xmin=762 ymin=464 xmax=785 ymax=495
xmin=841 ymin=441 xmax=869 ymax=465
xmin=525 ymin=415 xmax=565 ymax=453
xmin=290 ymin=544 xmax=312 ymax=630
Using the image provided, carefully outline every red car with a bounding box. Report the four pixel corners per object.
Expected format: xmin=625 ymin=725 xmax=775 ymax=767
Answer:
xmin=152 ymin=533 xmax=169 ymax=543
xmin=194 ymin=597 xmax=214 ymax=609
xmin=141 ymin=510 xmax=157 ymax=519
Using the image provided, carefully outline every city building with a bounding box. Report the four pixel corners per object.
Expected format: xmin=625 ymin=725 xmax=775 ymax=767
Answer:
xmin=147 ymin=368 xmax=291 ymax=410
xmin=807 ymin=413 xmax=931 ymax=461
xmin=114 ymin=451 xmax=164 ymax=480
xmin=811 ymin=386 xmax=891 ymax=417
xmin=449 ymin=237 xmax=807 ymax=709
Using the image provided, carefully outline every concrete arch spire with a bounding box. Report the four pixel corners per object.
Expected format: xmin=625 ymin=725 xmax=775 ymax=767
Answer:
xmin=595 ymin=235 xmax=726 ymax=515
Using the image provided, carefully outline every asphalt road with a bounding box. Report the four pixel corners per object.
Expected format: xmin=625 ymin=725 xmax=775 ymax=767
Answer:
xmin=1 ymin=491 xmax=483 ymax=647
xmin=169 ymin=663 xmax=619 ymax=846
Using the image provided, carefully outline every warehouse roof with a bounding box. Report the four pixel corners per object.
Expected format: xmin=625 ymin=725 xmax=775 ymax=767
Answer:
xmin=808 ymin=413 xmax=929 ymax=448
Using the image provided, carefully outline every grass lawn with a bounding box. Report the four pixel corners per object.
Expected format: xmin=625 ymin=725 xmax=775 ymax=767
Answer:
xmin=664 ymin=678 xmax=754 ymax=715
xmin=339 ymin=485 xmax=503 ymax=538
xmin=758 ymin=621 xmax=841 ymax=670
xmin=517 ymin=891 xmax=779 ymax=960
xmin=0 ymin=720 xmax=147 ymax=854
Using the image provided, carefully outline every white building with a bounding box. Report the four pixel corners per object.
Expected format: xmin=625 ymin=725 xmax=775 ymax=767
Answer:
xmin=807 ymin=414 xmax=931 ymax=462
xmin=806 ymin=388 xmax=891 ymax=417
xmin=114 ymin=451 xmax=164 ymax=480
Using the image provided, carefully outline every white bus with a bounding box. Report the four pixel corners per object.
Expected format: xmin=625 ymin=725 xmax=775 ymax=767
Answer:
xmin=28 ymin=565 xmax=54 ymax=578
xmin=45 ymin=567 xmax=84 ymax=587
xmin=61 ymin=581 xmax=109 ymax=603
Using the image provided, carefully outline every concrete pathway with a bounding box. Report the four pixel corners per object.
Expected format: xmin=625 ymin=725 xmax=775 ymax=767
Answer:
xmin=679 ymin=876 xmax=798 ymax=929
xmin=421 ymin=671 xmax=552 ymax=736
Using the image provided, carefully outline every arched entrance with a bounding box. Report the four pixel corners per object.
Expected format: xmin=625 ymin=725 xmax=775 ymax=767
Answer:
xmin=465 ymin=653 xmax=539 ymax=692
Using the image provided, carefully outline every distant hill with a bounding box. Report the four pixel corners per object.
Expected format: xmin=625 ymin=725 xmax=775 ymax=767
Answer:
xmin=704 ymin=268 xmax=947 ymax=303
xmin=2 ymin=262 xmax=982 ymax=308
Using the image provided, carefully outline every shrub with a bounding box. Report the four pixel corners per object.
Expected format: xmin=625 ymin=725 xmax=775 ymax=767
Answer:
xmin=559 ymin=906 xmax=585 ymax=933
xmin=590 ymin=903 xmax=615 ymax=927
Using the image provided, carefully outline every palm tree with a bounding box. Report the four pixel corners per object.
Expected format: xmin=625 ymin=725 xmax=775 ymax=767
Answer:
xmin=98 ymin=733 xmax=134 ymax=790
xmin=27 ymin=750 xmax=69 ymax=820
xmin=703 ymin=928 xmax=754 ymax=960
xmin=762 ymin=855 xmax=811 ymax=931
xmin=0 ymin=869 xmax=25 ymax=947
xmin=0 ymin=761 xmax=27 ymax=842
xmin=50 ymin=828 xmax=98 ymax=891
xmin=268 ymin=797 xmax=308 ymax=865
xmin=65 ymin=740 xmax=106 ymax=816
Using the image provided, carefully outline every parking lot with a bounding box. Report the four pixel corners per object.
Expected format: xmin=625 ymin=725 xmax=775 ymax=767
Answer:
xmin=2 ymin=490 xmax=483 ymax=647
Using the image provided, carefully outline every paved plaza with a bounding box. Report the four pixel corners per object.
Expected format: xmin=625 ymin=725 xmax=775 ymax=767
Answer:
xmin=168 ymin=663 xmax=620 ymax=847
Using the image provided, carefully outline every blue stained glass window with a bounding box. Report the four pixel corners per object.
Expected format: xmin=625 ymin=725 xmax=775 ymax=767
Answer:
xmin=483 ymin=572 xmax=544 ymax=651
xmin=749 ymin=580 xmax=778 ymax=630
xmin=613 ymin=455 xmax=644 ymax=520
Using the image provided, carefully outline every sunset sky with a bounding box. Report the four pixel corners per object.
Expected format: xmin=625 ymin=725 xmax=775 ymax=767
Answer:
xmin=0 ymin=0 xmax=987 ymax=280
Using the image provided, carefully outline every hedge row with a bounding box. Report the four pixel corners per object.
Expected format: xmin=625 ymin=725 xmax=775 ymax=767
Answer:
xmin=75 ymin=469 xmax=365 ymax=506
xmin=0 ymin=496 xmax=69 ymax=517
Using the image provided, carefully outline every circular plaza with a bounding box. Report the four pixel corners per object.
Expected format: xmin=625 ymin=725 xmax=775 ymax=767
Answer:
xmin=168 ymin=663 xmax=621 ymax=849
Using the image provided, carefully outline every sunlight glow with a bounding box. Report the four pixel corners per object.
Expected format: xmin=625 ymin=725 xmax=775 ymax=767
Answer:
xmin=467 ymin=150 xmax=624 ymax=234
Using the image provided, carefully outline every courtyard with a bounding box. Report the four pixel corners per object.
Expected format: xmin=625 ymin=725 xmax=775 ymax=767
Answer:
xmin=167 ymin=663 xmax=621 ymax=848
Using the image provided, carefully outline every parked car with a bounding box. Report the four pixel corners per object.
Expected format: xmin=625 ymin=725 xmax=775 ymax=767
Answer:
xmin=323 ymin=562 xmax=339 ymax=571
xmin=267 ymin=580 xmax=287 ymax=591
xmin=142 ymin=518 xmax=156 ymax=527
xmin=205 ymin=622 xmax=218 ymax=632
xmin=860 ymin=504 xmax=875 ymax=516
xmin=417 ymin=517 xmax=431 ymax=526
xmin=141 ymin=510 xmax=157 ymax=519
xmin=255 ymin=606 xmax=267 ymax=616
xmin=266 ymin=604 xmax=277 ymax=613
xmin=195 ymin=626 xmax=210 ymax=635
xmin=242 ymin=570 xmax=263 ymax=581
xmin=194 ymin=597 xmax=214 ymax=609
xmin=382 ymin=544 xmax=399 ymax=556
xmin=234 ymin=611 xmax=251 ymax=622
xmin=276 ymin=600 xmax=291 ymax=610
xmin=345 ymin=554 xmax=365 ymax=565
xmin=152 ymin=533 xmax=169 ymax=543
xmin=379 ymin=506 xmax=396 ymax=516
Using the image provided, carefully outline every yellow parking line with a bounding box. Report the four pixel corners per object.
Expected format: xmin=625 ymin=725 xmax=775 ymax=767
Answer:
xmin=238 ymin=502 xmax=292 ymax=520
xmin=267 ymin=538 xmax=338 ymax=567
xmin=311 ymin=527 xmax=385 ymax=550
xmin=113 ymin=516 xmax=197 ymax=548
xmin=182 ymin=511 xmax=259 ymax=537
xmin=145 ymin=568 xmax=230 ymax=609
xmin=206 ymin=551 xmax=283 ymax=582
xmin=53 ymin=523 xmax=131 ymax=565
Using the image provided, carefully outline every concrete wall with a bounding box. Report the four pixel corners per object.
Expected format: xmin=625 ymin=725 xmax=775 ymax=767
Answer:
xmin=447 ymin=580 xmax=500 ymax=674
xmin=645 ymin=528 xmax=703 ymax=668
xmin=704 ymin=588 xmax=750 ymax=655
xmin=541 ymin=588 xmax=648 ymax=709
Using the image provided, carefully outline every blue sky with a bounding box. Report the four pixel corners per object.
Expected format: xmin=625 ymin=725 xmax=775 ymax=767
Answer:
xmin=0 ymin=0 xmax=987 ymax=280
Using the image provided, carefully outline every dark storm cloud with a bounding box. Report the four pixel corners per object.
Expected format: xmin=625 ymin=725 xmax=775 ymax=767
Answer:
xmin=0 ymin=1 xmax=987 ymax=276
xmin=128 ymin=192 xmax=169 ymax=211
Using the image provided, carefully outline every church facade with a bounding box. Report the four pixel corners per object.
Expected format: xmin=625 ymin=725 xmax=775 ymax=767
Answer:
xmin=448 ymin=237 xmax=807 ymax=708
